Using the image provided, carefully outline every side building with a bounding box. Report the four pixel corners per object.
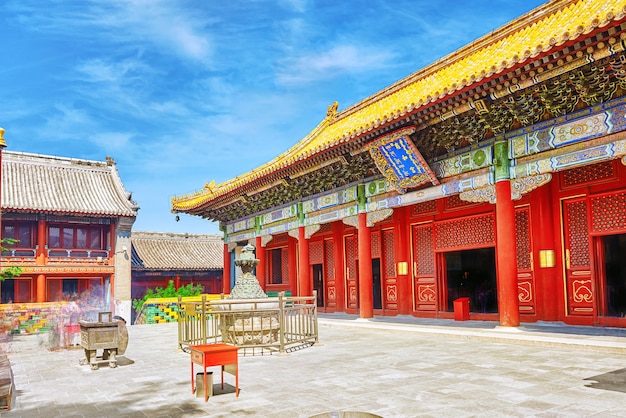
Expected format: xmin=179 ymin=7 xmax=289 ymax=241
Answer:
xmin=0 ymin=150 xmax=138 ymax=322
xmin=130 ymin=231 xmax=223 ymax=324
xmin=172 ymin=1 xmax=626 ymax=328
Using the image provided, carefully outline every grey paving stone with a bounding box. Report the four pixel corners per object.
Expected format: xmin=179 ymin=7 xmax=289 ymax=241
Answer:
xmin=1 ymin=318 xmax=626 ymax=417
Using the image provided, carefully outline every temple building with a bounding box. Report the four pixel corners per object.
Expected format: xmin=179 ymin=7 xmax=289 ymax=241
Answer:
xmin=0 ymin=147 xmax=138 ymax=322
xmin=130 ymin=231 xmax=223 ymax=300
xmin=129 ymin=231 xmax=224 ymax=324
xmin=172 ymin=0 xmax=626 ymax=327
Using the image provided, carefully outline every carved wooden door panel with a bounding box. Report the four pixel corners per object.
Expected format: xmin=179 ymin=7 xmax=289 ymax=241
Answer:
xmin=324 ymin=239 xmax=337 ymax=311
xmin=382 ymin=229 xmax=398 ymax=313
xmin=344 ymin=234 xmax=359 ymax=311
xmin=562 ymin=198 xmax=594 ymax=316
xmin=515 ymin=207 xmax=536 ymax=315
xmin=411 ymin=223 xmax=437 ymax=312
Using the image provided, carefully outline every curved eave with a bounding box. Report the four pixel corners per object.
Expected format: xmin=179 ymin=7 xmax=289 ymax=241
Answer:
xmin=2 ymin=207 xmax=137 ymax=218
xmin=133 ymin=267 xmax=222 ymax=272
xmin=172 ymin=0 xmax=626 ymax=214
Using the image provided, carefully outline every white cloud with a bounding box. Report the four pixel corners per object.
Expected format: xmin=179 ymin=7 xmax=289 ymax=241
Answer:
xmin=9 ymin=0 xmax=215 ymax=66
xmin=88 ymin=131 xmax=134 ymax=151
xmin=276 ymin=44 xmax=396 ymax=86
xmin=74 ymin=57 xmax=148 ymax=84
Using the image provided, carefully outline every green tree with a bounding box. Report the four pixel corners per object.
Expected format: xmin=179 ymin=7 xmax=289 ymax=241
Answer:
xmin=0 ymin=238 xmax=22 ymax=281
xmin=132 ymin=280 xmax=203 ymax=313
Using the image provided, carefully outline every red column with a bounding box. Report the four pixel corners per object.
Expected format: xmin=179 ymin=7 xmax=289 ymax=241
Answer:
xmin=394 ymin=207 xmax=411 ymax=315
xmin=358 ymin=212 xmax=373 ymax=318
xmin=298 ymin=226 xmax=311 ymax=296
xmin=174 ymin=275 xmax=180 ymax=290
xmin=332 ymin=221 xmax=345 ymax=312
xmin=255 ymin=236 xmax=266 ymax=291
xmin=36 ymin=219 xmax=47 ymax=264
xmin=223 ymin=244 xmax=231 ymax=295
xmin=495 ymin=180 xmax=520 ymax=326
xmin=35 ymin=219 xmax=47 ymax=301
xmin=36 ymin=274 xmax=46 ymax=302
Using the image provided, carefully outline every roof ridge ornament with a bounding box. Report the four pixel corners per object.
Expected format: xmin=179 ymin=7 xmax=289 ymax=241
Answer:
xmin=0 ymin=127 xmax=6 ymax=148
xmin=325 ymin=101 xmax=339 ymax=121
xmin=204 ymin=179 xmax=216 ymax=192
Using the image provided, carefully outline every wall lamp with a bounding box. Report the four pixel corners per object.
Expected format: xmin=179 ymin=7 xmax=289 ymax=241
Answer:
xmin=115 ymin=245 xmax=128 ymax=255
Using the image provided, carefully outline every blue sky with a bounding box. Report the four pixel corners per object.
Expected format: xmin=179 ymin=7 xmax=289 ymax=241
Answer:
xmin=1 ymin=0 xmax=546 ymax=235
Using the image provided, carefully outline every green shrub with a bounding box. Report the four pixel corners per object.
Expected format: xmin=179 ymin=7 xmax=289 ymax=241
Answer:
xmin=0 ymin=238 xmax=22 ymax=281
xmin=132 ymin=280 xmax=203 ymax=313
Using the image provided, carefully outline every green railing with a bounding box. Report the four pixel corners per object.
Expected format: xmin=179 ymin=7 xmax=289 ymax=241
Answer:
xmin=177 ymin=292 xmax=318 ymax=355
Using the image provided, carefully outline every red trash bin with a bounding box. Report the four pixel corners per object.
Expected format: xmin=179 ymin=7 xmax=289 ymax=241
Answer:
xmin=453 ymin=297 xmax=470 ymax=321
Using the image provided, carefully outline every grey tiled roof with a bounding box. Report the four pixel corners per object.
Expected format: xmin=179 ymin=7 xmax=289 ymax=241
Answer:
xmin=131 ymin=231 xmax=223 ymax=271
xmin=2 ymin=151 xmax=139 ymax=217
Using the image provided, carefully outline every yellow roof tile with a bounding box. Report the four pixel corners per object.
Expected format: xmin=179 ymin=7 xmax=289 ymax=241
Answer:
xmin=172 ymin=0 xmax=625 ymax=212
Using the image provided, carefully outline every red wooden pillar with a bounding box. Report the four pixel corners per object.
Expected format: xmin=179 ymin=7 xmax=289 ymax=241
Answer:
xmin=36 ymin=219 xmax=47 ymax=265
xmin=174 ymin=275 xmax=181 ymax=290
xmin=358 ymin=212 xmax=373 ymax=318
xmin=36 ymin=274 xmax=46 ymax=302
xmin=223 ymin=244 xmax=231 ymax=294
xmin=495 ymin=180 xmax=520 ymax=327
xmin=332 ymin=221 xmax=345 ymax=312
xmin=394 ymin=207 xmax=411 ymax=315
xmin=298 ymin=226 xmax=311 ymax=296
xmin=255 ymin=236 xmax=266 ymax=291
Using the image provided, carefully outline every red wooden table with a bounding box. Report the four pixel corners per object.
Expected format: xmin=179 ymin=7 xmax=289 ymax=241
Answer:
xmin=190 ymin=344 xmax=239 ymax=401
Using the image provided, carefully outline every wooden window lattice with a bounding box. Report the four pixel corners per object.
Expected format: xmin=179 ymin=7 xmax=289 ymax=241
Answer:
xmin=515 ymin=208 xmax=531 ymax=270
xmin=273 ymin=234 xmax=288 ymax=244
xmin=561 ymin=161 xmax=614 ymax=188
xmin=309 ymin=241 xmax=324 ymax=265
xmin=318 ymin=223 xmax=333 ymax=234
xmin=346 ymin=236 xmax=356 ymax=279
xmin=281 ymin=248 xmax=289 ymax=279
xmin=435 ymin=214 xmax=495 ymax=250
xmin=324 ymin=240 xmax=335 ymax=279
xmin=591 ymin=192 xmax=626 ymax=233
xmin=446 ymin=194 xmax=473 ymax=209
xmin=412 ymin=200 xmax=437 ymax=217
xmin=383 ymin=230 xmax=395 ymax=278
xmin=371 ymin=231 xmax=381 ymax=258
xmin=414 ymin=225 xmax=435 ymax=276
xmin=566 ymin=200 xmax=590 ymax=267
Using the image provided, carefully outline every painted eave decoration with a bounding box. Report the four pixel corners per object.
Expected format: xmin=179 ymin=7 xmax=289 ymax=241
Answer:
xmin=171 ymin=0 xmax=626 ymax=213
xmin=365 ymin=127 xmax=439 ymax=193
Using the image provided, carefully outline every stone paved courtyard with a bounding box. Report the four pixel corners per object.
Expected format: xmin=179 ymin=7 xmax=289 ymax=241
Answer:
xmin=2 ymin=318 xmax=626 ymax=417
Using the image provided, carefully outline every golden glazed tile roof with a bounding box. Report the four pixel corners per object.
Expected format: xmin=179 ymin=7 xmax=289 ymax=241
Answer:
xmin=172 ymin=0 xmax=626 ymax=212
xmin=131 ymin=231 xmax=223 ymax=270
xmin=3 ymin=151 xmax=139 ymax=217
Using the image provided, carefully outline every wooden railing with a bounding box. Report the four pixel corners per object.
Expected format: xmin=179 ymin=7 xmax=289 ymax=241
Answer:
xmin=177 ymin=292 xmax=318 ymax=355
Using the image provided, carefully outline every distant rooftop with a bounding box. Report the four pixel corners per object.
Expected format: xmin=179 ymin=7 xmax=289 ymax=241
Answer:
xmin=2 ymin=151 xmax=139 ymax=217
xmin=131 ymin=231 xmax=223 ymax=271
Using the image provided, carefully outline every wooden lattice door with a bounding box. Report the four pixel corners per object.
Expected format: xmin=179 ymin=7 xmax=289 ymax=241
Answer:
xmin=344 ymin=235 xmax=359 ymax=311
xmin=515 ymin=207 xmax=536 ymax=315
xmin=562 ymin=198 xmax=594 ymax=317
xmin=411 ymin=223 xmax=437 ymax=312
